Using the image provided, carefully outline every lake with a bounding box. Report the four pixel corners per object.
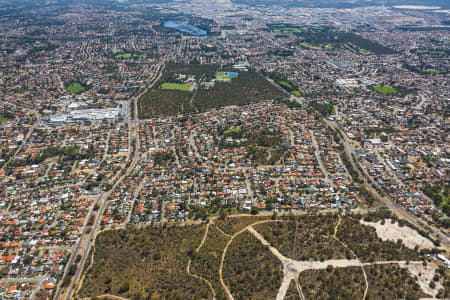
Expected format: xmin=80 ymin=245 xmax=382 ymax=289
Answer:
xmin=163 ymin=21 xmax=207 ymax=36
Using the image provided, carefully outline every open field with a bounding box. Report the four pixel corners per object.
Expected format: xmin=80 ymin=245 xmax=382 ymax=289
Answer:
xmin=415 ymin=49 xmax=448 ymax=56
xmin=114 ymin=53 xmax=148 ymax=59
xmin=265 ymin=71 xmax=303 ymax=96
xmin=372 ymin=85 xmax=398 ymax=95
xmin=77 ymin=211 xmax=448 ymax=299
xmin=67 ymin=83 xmax=86 ymax=94
xmin=291 ymin=90 xmax=302 ymax=97
xmin=279 ymin=81 xmax=294 ymax=89
xmin=336 ymin=214 xmax=424 ymax=262
xmin=115 ymin=53 xmax=132 ymax=59
xmin=421 ymin=69 xmax=441 ymax=75
xmin=159 ymin=83 xmax=192 ymax=91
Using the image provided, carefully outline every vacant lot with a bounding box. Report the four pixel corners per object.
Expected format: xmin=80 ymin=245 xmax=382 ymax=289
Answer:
xmin=138 ymin=88 xmax=196 ymax=117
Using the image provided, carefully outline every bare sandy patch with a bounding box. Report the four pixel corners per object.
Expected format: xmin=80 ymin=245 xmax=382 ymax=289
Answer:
xmin=360 ymin=219 xmax=434 ymax=250
xmin=398 ymin=261 xmax=442 ymax=298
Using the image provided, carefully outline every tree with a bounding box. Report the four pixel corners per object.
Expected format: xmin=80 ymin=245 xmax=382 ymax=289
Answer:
xmin=219 ymin=209 xmax=227 ymax=220
xmin=153 ymin=252 xmax=161 ymax=261
xmin=119 ymin=282 xmax=130 ymax=294
xmin=271 ymin=211 xmax=278 ymax=220
xmin=251 ymin=207 xmax=259 ymax=215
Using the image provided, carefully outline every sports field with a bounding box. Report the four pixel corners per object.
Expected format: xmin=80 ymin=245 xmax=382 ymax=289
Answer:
xmin=159 ymin=83 xmax=192 ymax=91
xmin=216 ymin=72 xmax=238 ymax=80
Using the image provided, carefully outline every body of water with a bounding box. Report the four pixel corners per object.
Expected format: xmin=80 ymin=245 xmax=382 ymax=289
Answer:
xmin=163 ymin=21 xmax=207 ymax=36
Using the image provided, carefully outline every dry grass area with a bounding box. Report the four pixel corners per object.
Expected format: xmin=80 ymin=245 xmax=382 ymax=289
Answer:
xmin=298 ymin=266 xmax=365 ymax=299
xmin=214 ymin=215 xmax=270 ymax=235
xmin=223 ymin=230 xmax=283 ymax=300
xmin=336 ymin=214 xmax=422 ymax=262
xmin=79 ymin=225 xmax=211 ymax=300
xmin=78 ymin=213 xmax=440 ymax=300
xmin=360 ymin=219 xmax=434 ymax=250
xmin=190 ymin=225 xmax=230 ymax=300
xmin=253 ymin=215 xmax=351 ymax=261
xmin=400 ymin=261 xmax=443 ymax=298
xmin=365 ymin=264 xmax=430 ymax=300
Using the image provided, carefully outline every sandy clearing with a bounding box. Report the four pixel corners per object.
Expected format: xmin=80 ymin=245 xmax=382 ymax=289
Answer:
xmin=360 ymin=219 xmax=434 ymax=250
xmin=398 ymin=261 xmax=442 ymax=298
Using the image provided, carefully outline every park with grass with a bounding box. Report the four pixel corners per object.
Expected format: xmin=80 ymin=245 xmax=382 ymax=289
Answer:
xmin=115 ymin=53 xmax=132 ymax=59
xmin=159 ymin=83 xmax=192 ymax=92
xmin=421 ymin=69 xmax=441 ymax=75
xmin=66 ymin=83 xmax=86 ymax=95
xmin=0 ymin=111 xmax=13 ymax=123
xmin=415 ymin=49 xmax=448 ymax=56
xmin=115 ymin=53 xmax=148 ymax=59
xmin=372 ymin=85 xmax=398 ymax=95
xmin=265 ymin=71 xmax=303 ymax=97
